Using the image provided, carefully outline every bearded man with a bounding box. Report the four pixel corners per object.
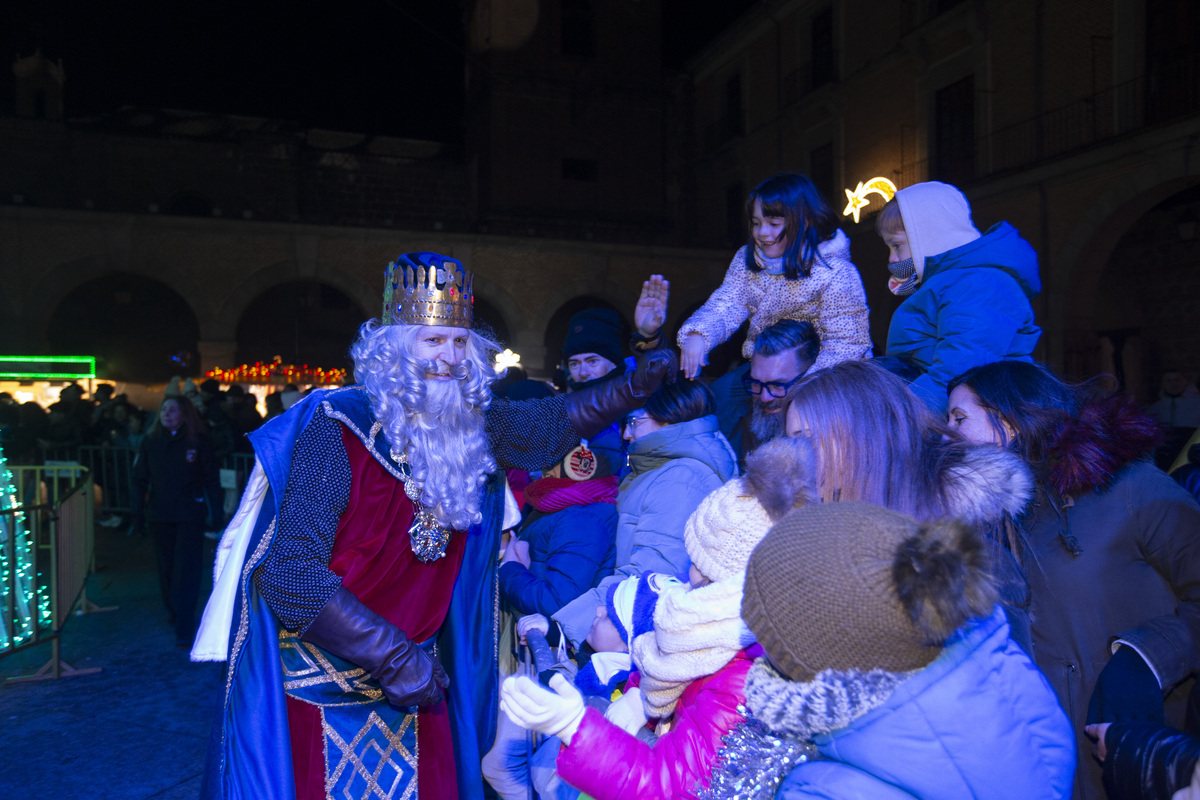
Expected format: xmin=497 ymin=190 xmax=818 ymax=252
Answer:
xmin=709 ymin=318 xmax=819 ymax=468
xmin=193 ymin=252 xmax=672 ymax=800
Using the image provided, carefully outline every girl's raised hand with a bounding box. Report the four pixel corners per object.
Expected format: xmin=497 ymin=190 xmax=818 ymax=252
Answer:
xmin=680 ymin=334 xmax=708 ymax=379
xmin=634 ymin=275 xmax=670 ymax=337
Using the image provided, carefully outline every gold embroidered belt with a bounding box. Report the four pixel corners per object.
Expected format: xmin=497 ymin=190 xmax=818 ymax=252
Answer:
xmin=279 ymin=630 xmax=436 ymax=800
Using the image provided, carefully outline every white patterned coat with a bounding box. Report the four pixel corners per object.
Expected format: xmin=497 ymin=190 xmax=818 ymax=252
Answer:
xmin=678 ymin=230 xmax=873 ymax=370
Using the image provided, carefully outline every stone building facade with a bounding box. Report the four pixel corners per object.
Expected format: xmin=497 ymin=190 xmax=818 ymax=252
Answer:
xmin=0 ymin=8 xmax=728 ymax=381
xmin=3 ymin=0 xmax=1198 ymax=396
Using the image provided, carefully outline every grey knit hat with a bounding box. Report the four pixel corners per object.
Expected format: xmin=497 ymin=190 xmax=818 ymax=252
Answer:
xmin=742 ymin=501 xmax=997 ymax=682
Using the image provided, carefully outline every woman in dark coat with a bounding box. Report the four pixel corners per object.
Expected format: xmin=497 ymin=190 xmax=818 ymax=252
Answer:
xmin=132 ymin=396 xmax=222 ymax=647
xmin=949 ymin=361 xmax=1200 ymax=800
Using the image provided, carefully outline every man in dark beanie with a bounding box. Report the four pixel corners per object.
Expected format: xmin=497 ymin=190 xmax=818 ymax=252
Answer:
xmin=562 ymin=308 xmax=629 ymax=390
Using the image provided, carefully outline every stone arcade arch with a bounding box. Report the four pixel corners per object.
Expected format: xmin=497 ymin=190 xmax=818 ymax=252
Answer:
xmin=1045 ymin=147 xmax=1200 ymax=377
xmin=45 ymin=271 xmax=202 ymax=382
xmin=234 ymin=281 xmax=368 ymax=374
xmin=1072 ymin=184 xmax=1200 ymax=401
xmin=205 ymin=260 xmax=377 ymax=372
xmin=1049 ymin=174 xmax=1200 ymax=392
xmin=24 ymin=255 xmax=212 ymax=359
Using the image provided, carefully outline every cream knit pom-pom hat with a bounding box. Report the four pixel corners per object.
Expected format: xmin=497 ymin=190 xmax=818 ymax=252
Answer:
xmin=683 ymin=477 xmax=774 ymax=583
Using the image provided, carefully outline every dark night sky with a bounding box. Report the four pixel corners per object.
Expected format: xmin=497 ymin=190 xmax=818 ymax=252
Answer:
xmin=3 ymin=1 xmax=755 ymax=142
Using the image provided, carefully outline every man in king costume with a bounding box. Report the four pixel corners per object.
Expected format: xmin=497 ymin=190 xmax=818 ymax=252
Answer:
xmin=192 ymin=252 xmax=673 ymax=800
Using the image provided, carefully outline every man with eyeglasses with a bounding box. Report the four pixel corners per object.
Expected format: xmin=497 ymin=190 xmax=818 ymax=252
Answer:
xmin=711 ymin=319 xmax=819 ymax=467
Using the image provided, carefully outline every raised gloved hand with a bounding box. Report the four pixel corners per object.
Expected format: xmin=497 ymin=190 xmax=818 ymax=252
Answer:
xmin=302 ymin=586 xmax=449 ymax=709
xmin=1086 ymin=645 xmax=1164 ymax=725
xmin=604 ymin=686 xmax=649 ymax=734
xmin=564 ymin=348 xmax=679 ymax=439
xmin=500 ymin=673 xmax=586 ymax=746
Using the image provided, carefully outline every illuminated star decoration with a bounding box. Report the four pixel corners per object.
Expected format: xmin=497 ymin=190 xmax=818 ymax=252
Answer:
xmin=842 ymin=177 xmax=899 ymax=223
xmin=494 ymin=348 xmax=522 ymax=374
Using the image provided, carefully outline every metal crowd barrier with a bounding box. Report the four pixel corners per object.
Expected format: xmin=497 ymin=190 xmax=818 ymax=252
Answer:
xmin=219 ymin=453 xmax=257 ymax=518
xmin=42 ymin=446 xmax=138 ymax=517
xmin=77 ymin=446 xmax=137 ymax=515
xmin=31 ymin=446 xmax=255 ymax=519
xmin=2 ymin=468 xmax=107 ymax=681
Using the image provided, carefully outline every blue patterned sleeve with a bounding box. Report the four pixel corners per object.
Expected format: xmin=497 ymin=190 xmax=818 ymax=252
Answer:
xmin=253 ymin=407 xmax=351 ymax=632
xmin=486 ymin=394 xmax=581 ymax=471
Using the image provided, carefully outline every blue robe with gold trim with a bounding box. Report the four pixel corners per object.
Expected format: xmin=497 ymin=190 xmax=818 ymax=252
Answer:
xmin=200 ymin=386 xmax=505 ymax=800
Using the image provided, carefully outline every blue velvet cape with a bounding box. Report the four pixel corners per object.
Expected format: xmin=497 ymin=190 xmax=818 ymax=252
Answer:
xmin=200 ymin=386 xmax=502 ymax=800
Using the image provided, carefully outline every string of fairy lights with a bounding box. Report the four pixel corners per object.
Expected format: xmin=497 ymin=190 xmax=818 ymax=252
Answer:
xmin=0 ymin=442 xmax=50 ymax=653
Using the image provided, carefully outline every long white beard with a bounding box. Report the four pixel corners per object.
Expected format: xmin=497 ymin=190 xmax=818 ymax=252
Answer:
xmin=381 ymin=373 xmax=491 ymax=531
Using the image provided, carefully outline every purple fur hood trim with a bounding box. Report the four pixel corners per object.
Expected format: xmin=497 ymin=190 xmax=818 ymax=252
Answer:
xmin=1048 ymin=393 xmax=1162 ymax=496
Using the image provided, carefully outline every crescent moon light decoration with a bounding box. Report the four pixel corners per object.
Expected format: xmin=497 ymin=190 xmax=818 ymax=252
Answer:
xmin=842 ymin=177 xmax=898 ymax=223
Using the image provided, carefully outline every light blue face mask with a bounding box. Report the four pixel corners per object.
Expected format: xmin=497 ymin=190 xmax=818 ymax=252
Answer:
xmin=888 ymin=257 xmax=919 ymax=296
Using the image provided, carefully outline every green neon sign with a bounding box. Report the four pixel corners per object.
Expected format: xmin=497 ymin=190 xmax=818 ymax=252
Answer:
xmin=0 ymin=356 xmax=97 ymax=380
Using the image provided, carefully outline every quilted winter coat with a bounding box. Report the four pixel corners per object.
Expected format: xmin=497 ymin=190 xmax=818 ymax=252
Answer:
xmin=678 ymin=232 xmax=872 ymax=369
xmin=775 ymin=608 xmax=1076 ymax=799
xmin=498 ymin=500 xmax=617 ymax=617
xmin=885 ymin=221 xmax=1041 ymax=413
xmin=1017 ymin=395 xmax=1200 ymax=800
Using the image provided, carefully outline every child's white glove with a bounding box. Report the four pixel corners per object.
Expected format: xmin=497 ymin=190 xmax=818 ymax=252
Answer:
xmin=500 ymin=674 xmax=587 ymax=746
xmin=603 ymin=686 xmax=649 ymax=734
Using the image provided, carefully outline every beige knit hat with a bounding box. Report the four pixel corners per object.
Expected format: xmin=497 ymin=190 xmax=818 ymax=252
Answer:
xmin=684 ymin=435 xmax=820 ymax=584
xmin=742 ymin=501 xmax=997 ymax=682
xmin=684 ymin=478 xmax=774 ymax=583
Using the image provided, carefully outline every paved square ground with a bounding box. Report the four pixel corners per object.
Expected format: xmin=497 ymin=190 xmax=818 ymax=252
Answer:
xmin=1 ymin=527 xmax=225 ymax=800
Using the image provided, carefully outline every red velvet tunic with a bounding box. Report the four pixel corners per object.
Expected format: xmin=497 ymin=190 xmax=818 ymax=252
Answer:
xmin=287 ymin=425 xmax=465 ymax=800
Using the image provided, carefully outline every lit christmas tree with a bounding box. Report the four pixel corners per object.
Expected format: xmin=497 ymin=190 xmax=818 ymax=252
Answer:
xmin=0 ymin=441 xmax=48 ymax=652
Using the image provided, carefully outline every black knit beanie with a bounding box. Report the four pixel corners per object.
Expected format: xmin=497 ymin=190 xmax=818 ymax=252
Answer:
xmin=562 ymin=309 xmax=625 ymax=366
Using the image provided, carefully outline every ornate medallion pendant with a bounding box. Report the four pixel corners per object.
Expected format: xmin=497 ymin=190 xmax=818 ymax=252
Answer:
xmin=408 ymin=505 xmax=451 ymax=563
xmin=393 ymin=447 xmax=451 ymax=562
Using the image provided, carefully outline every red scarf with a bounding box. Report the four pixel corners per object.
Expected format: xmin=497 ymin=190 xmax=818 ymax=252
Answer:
xmin=523 ymin=476 xmax=619 ymax=514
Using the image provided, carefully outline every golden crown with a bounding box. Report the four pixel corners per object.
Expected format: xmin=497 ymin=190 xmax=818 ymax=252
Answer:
xmin=381 ymin=252 xmax=474 ymax=328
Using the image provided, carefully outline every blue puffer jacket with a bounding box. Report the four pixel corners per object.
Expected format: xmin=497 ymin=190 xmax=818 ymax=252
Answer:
xmin=776 ymin=608 xmax=1076 ymax=800
xmin=553 ymin=415 xmax=738 ymax=646
xmin=886 ymin=222 xmax=1041 ymax=413
xmin=499 ymin=500 xmax=617 ymax=617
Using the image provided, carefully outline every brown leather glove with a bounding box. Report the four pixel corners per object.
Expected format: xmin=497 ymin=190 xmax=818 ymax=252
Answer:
xmin=302 ymin=586 xmax=449 ymax=708
xmin=563 ymin=348 xmax=678 ymax=438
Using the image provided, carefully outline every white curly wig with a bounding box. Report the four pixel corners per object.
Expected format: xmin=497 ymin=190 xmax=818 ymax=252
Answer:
xmin=350 ymin=320 xmax=501 ymax=530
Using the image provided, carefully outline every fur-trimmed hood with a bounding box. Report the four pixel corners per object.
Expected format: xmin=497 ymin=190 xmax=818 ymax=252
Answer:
xmin=1046 ymin=392 xmax=1161 ymax=497
xmin=942 ymin=445 xmax=1034 ymax=523
xmin=743 ymin=436 xmax=1033 ymax=525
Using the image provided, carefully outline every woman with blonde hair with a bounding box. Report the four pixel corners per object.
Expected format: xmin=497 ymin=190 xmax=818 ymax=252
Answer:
xmin=782 ymin=359 xmax=1035 ymax=648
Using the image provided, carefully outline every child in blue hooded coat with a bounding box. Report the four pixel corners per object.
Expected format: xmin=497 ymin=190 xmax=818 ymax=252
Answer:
xmin=878 ymin=181 xmax=1041 ymax=413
